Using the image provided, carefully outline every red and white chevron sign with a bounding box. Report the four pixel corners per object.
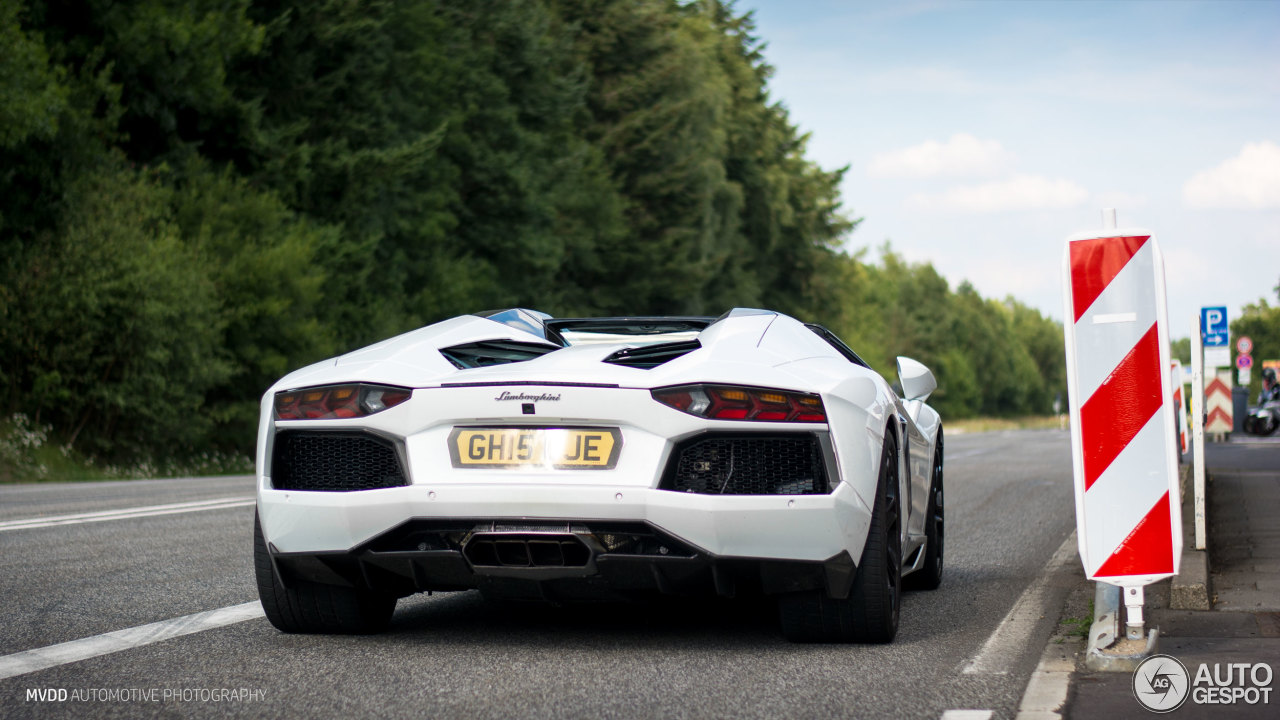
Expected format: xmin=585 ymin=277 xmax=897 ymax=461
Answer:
xmin=1062 ymin=230 xmax=1182 ymax=586
xmin=1204 ymin=375 xmax=1233 ymax=434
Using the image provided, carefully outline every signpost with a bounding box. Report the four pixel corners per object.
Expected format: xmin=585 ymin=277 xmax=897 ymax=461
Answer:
xmin=1063 ymin=214 xmax=1181 ymax=648
xmin=1190 ymin=317 xmax=1206 ymax=549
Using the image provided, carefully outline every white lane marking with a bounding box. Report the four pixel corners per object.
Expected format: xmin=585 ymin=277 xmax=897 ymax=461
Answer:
xmin=961 ymin=532 xmax=1078 ymax=675
xmin=0 ymin=496 xmax=255 ymax=532
xmin=940 ymin=711 xmax=994 ymax=720
xmin=1014 ymin=636 xmax=1083 ymax=720
xmin=0 ymin=602 xmax=265 ymax=680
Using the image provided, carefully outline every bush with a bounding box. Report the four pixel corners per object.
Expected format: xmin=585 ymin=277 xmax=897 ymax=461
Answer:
xmin=2 ymin=163 xmax=231 ymax=461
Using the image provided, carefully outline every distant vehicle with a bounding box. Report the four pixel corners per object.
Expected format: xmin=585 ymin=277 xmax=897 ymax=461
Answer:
xmin=1246 ymin=368 xmax=1280 ymax=436
xmin=1243 ymin=401 xmax=1279 ymax=436
xmin=253 ymin=308 xmax=944 ymax=643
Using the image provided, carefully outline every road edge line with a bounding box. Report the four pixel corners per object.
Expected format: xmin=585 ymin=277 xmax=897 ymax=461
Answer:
xmin=0 ymin=497 xmax=255 ymax=532
xmin=961 ymin=531 xmax=1078 ymax=675
xmin=0 ymin=602 xmax=265 ymax=680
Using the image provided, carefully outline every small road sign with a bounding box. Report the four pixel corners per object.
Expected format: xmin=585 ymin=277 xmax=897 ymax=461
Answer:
xmin=1237 ymin=354 xmax=1253 ymax=369
xmin=1201 ymin=307 xmax=1228 ymax=347
xmin=1206 ymin=375 xmax=1233 ymax=433
xmin=1237 ymin=336 xmax=1253 ymax=355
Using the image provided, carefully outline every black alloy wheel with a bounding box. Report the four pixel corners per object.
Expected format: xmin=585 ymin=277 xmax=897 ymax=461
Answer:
xmin=904 ymin=430 xmax=944 ymax=591
xmin=778 ymin=431 xmax=902 ymax=643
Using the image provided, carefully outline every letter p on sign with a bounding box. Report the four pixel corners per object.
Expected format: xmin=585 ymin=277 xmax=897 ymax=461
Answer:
xmin=1062 ymin=228 xmax=1182 ymax=587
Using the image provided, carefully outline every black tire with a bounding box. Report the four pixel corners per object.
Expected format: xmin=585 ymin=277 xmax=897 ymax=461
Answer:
xmin=779 ymin=432 xmax=902 ymax=643
xmin=254 ymin=514 xmax=395 ymax=634
xmin=904 ymin=431 xmax=944 ymax=591
xmin=1260 ymin=416 xmax=1279 ymax=436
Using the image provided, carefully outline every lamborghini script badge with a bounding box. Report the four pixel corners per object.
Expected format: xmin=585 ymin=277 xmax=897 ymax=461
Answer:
xmin=494 ymin=391 xmax=561 ymax=402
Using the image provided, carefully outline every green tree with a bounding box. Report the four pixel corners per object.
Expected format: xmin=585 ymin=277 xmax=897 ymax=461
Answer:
xmin=2 ymin=164 xmax=229 ymax=459
xmin=1007 ymin=298 xmax=1065 ymax=414
xmin=0 ymin=1 xmax=67 ymax=153
xmin=170 ymin=162 xmax=340 ymax=448
xmin=557 ymin=0 xmax=739 ymax=314
xmin=1233 ymin=299 xmax=1280 ymax=401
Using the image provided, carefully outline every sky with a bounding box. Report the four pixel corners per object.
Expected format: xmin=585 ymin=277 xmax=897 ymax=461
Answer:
xmin=741 ymin=0 xmax=1280 ymax=337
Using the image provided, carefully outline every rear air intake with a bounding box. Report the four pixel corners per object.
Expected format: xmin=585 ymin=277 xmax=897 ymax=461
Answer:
xmin=604 ymin=340 xmax=701 ymax=369
xmin=439 ymin=340 xmax=560 ymax=369
xmin=271 ymin=431 xmax=407 ymax=491
xmin=660 ymin=434 xmax=829 ymax=495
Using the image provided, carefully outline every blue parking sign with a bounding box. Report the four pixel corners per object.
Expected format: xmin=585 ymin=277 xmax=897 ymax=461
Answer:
xmin=1200 ymin=306 xmax=1228 ymax=347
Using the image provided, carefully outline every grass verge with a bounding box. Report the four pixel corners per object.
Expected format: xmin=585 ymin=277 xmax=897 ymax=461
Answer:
xmin=1 ymin=414 xmax=252 ymax=483
xmin=948 ymin=415 xmax=1067 ymax=434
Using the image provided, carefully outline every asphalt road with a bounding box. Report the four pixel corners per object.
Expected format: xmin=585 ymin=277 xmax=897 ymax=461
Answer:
xmin=0 ymin=429 xmax=1078 ymax=719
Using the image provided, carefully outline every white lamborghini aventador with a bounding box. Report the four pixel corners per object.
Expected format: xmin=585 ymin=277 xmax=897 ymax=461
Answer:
xmin=253 ymin=308 xmax=944 ymax=643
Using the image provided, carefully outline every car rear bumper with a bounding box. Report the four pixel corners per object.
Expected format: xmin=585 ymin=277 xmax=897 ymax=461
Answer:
xmin=257 ymin=482 xmax=872 ymax=599
xmin=259 ymin=481 xmax=869 ymax=558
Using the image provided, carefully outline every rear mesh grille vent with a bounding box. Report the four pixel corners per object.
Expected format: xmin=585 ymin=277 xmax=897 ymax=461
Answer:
xmin=271 ymin=432 xmax=407 ymax=492
xmin=660 ymin=434 xmax=828 ymax=495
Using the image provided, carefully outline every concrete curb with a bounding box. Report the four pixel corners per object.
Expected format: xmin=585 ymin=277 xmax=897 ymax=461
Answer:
xmin=1170 ymin=463 xmax=1212 ymax=610
xmin=1015 ymin=636 xmax=1084 ymax=720
xmin=1084 ymin=582 xmax=1159 ymax=672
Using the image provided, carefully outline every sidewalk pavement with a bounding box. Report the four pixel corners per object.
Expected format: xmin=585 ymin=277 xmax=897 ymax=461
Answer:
xmin=1061 ymin=436 xmax=1280 ymax=719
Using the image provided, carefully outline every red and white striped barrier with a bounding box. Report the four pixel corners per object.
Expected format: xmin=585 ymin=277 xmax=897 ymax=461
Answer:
xmin=1063 ymin=230 xmax=1182 ymax=587
xmin=1171 ymin=360 xmax=1188 ymax=455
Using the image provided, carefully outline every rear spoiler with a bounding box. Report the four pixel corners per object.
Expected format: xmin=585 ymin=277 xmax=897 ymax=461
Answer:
xmin=544 ymin=317 xmax=714 ymax=344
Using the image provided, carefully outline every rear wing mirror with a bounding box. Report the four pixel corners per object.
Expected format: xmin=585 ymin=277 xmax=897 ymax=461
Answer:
xmin=896 ymin=356 xmax=936 ymax=403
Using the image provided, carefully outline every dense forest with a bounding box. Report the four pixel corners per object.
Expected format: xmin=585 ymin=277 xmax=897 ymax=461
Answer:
xmin=0 ymin=0 xmax=1067 ymax=471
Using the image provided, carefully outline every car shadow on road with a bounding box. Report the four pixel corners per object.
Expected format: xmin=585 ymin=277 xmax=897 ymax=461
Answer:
xmin=385 ymin=590 xmax=787 ymax=648
xmin=377 ymin=582 xmax=968 ymax=651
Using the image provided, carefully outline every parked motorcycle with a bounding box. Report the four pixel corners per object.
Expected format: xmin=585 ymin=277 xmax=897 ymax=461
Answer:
xmin=1243 ymin=400 xmax=1280 ymax=436
xmin=1247 ymin=368 xmax=1280 ymax=436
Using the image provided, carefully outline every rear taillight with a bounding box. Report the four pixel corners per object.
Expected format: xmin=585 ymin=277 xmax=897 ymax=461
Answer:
xmin=651 ymin=384 xmax=826 ymax=423
xmin=274 ymin=384 xmax=411 ymax=420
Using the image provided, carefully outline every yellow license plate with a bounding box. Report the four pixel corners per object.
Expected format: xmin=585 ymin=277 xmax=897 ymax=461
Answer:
xmin=448 ymin=427 xmax=621 ymax=469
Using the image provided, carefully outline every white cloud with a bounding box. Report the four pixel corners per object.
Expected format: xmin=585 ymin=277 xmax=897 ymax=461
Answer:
xmin=907 ymin=175 xmax=1090 ymax=213
xmin=1183 ymin=141 xmax=1280 ymax=210
xmin=868 ymin=133 xmax=1014 ymax=179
